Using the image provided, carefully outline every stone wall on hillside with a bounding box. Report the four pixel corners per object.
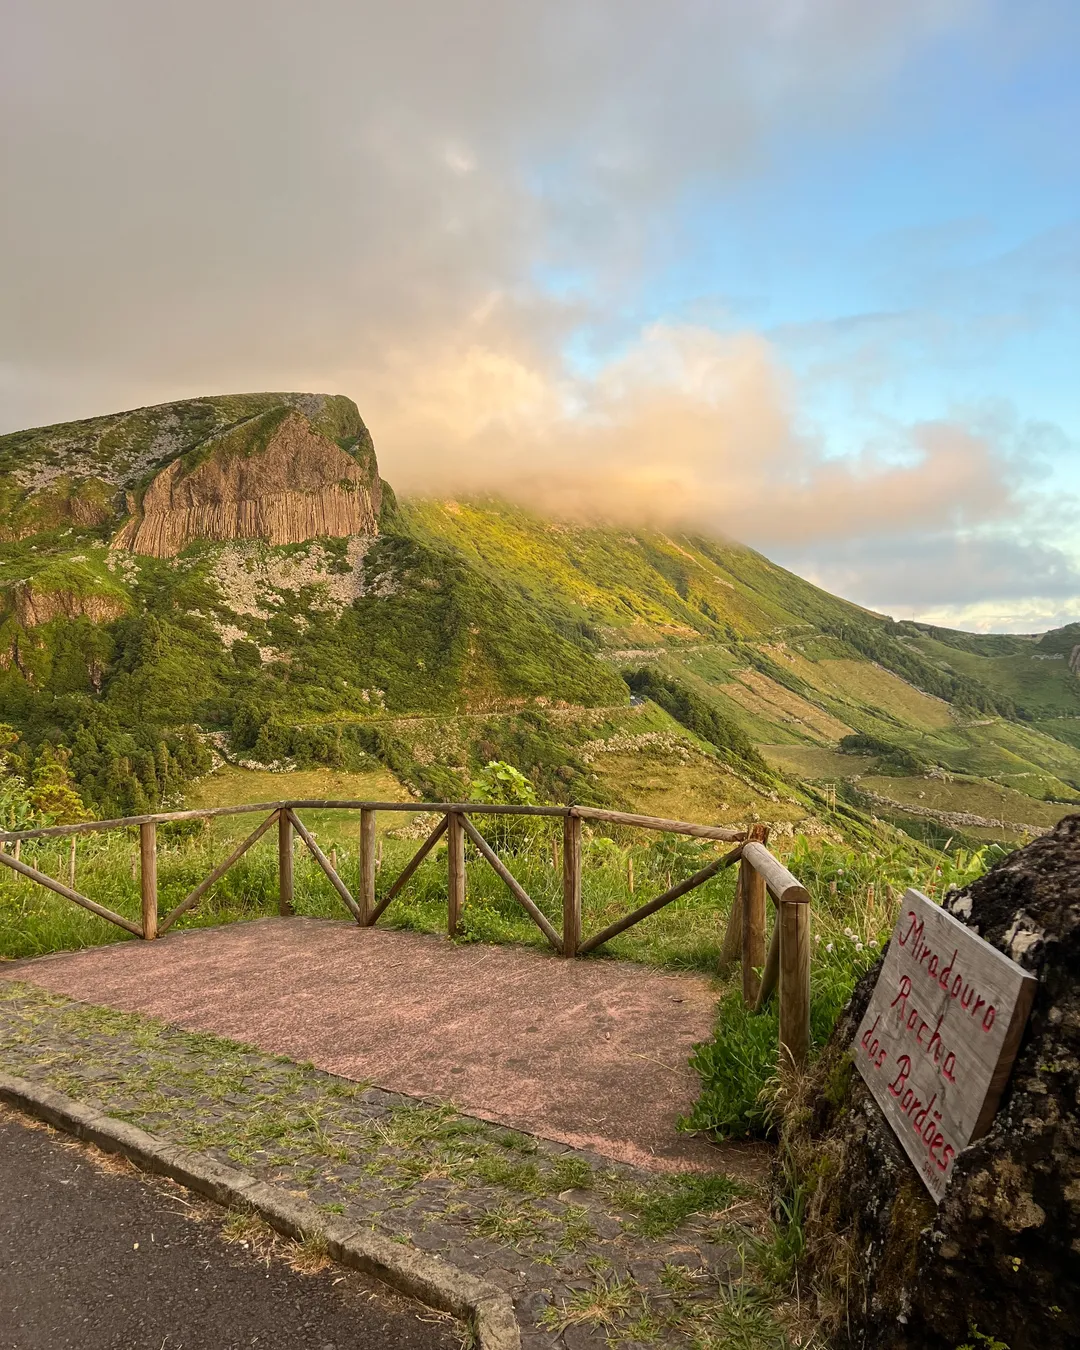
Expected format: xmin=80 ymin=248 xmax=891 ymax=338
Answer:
xmin=788 ymin=815 xmax=1080 ymax=1350
xmin=113 ymin=410 xmax=381 ymax=557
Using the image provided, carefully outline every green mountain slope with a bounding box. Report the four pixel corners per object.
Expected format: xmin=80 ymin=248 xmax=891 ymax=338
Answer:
xmin=2 ymin=394 xmax=1079 ymax=846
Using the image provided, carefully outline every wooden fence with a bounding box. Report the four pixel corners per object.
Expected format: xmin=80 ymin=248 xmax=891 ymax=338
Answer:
xmin=0 ymin=800 xmax=812 ymax=1066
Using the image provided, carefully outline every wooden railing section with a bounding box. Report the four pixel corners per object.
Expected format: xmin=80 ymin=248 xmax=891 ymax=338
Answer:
xmin=0 ymin=800 xmax=812 ymax=1067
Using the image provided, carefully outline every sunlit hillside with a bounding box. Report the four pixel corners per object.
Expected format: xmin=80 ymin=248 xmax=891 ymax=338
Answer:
xmin=2 ymin=394 xmax=1079 ymax=849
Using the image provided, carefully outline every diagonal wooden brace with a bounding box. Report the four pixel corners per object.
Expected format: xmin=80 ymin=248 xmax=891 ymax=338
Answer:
xmin=159 ymin=810 xmax=282 ymax=935
xmin=288 ymin=809 xmax=363 ymax=923
xmin=460 ymin=814 xmax=563 ymax=953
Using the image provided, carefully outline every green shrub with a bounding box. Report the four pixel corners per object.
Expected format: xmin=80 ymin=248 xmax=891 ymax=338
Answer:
xmin=838 ymin=733 xmax=929 ymax=776
xmin=685 ymin=990 xmax=782 ymax=1136
xmin=472 ymin=760 xmax=536 ymax=805
xmin=622 ymin=667 xmax=764 ymax=768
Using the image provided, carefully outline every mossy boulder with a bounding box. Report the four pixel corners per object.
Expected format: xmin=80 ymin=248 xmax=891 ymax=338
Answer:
xmin=787 ymin=816 xmax=1080 ymax=1349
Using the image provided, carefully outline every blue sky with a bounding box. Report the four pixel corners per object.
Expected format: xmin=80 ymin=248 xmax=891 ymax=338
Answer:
xmin=2 ymin=0 xmax=1078 ymax=630
xmin=561 ymin=5 xmax=1079 ymax=470
xmin=517 ymin=3 xmax=1080 ymax=628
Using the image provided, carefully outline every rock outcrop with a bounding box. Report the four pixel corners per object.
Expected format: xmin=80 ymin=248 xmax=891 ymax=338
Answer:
xmin=12 ymin=583 xmax=127 ymax=628
xmin=114 ymin=408 xmax=381 ymax=557
xmin=790 ymin=817 xmax=1080 ymax=1350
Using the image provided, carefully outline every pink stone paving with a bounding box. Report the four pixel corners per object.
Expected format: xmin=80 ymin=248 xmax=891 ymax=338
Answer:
xmin=3 ymin=917 xmax=765 ymax=1175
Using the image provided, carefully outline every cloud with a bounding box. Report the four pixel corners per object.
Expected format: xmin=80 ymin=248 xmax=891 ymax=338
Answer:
xmin=782 ymin=531 xmax=1080 ymax=620
xmin=368 ymin=322 xmax=1018 ymax=546
xmin=0 ymin=0 xmax=975 ymax=430
xmin=904 ymin=599 xmax=1080 ymax=634
xmin=7 ymin=0 xmax=1076 ymax=633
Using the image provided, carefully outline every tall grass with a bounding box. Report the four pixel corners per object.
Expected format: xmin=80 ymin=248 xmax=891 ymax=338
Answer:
xmin=0 ymin=813 xmax=739 ymax=969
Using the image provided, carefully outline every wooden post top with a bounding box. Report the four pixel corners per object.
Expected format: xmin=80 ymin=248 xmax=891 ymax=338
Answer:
xmin=740 ymin=842 xmax=810 ymax=905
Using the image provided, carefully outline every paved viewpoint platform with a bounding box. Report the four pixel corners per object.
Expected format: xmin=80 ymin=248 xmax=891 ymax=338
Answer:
xmin=3 ymin=918 xmax=752 ymax=1173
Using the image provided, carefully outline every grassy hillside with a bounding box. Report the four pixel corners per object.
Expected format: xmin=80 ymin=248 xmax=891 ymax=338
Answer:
xmin=401 ymin=499 xmax=1080 ymax=840
xmin=2 ymin=396 xmax=1079 ymax=851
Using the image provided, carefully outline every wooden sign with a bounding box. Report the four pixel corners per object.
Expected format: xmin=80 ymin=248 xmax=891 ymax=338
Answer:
xmin=853 ymin=888 xmax=1036 ymax=1202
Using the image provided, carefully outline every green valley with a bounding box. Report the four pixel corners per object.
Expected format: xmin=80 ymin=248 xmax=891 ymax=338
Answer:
xmin=2 ymin=392 xmax=1079 ymax=852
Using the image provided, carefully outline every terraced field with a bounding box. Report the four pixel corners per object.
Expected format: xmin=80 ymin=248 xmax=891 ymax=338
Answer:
xmin=788 ymin=655 xmax=955 ymax=732
xmin=728 ymin=667 xmax=853 ymax=740
xmin=858 ymin=774 xmax=1072 ymax=832
xmin=758 ymin=745 xmax=871 ymax=780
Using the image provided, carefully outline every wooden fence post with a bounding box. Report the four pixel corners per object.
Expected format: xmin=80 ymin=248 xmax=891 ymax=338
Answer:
xmin=740 ymin=824 xmax=769 ymax=1005
xmin=68 ymin=837 xmax=77 ymax=889
xmin=359 ymin=807 xmax=376 ymax=925
xmin=447 ymin=810 xmax=465 ymax=936
xmin=562 ymin=811 xmax=582 ymax=957
xmin=719 ymin=865 xmax=742 ymax=970
xmin=779 ymin=897 xmax=811 ymax=1070
xmin=139 ymin=821 xmax=157 ymax=940
xmin=278 ymin=810 xmax=294 ymax=916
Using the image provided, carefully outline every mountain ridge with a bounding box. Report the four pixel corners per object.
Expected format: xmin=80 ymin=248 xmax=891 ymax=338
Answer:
xmin=3 ymin=392 xmax=1079 ymax=846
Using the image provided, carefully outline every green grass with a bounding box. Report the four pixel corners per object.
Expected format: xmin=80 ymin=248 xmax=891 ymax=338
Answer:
xmin=758 ymin=744 xmax=875 ymax=780
xmin=539 ymin=1264 xmax=795 ymax=1348
xmin=859 ymin=773 xmax=1074 ymax=828
xmin=0 ymin=812 xmax=742 ymax=969
xmin=684 ymin=835 xmax=1006 ymax=1137
xmin=909 ymin=634 xmax=1080 ymax=718
xmin=610 ymin=1172 xmax=743 ymax=1238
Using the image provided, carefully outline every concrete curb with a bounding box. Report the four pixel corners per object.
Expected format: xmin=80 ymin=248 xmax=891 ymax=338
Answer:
xmin=0 ymin=1071 xmax=520 ymax=1350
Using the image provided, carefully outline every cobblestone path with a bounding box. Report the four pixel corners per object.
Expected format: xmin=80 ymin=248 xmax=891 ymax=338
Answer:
xmin=0 ymin=980 xmax=794 ymax=1349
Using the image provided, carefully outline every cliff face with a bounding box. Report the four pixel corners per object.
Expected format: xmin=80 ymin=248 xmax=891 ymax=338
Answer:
xmin=2 ymin=392 xmax=379 ymax=550
xmin=13 ymin=584 xmax=127 ymax=627
xmin=113 ymin=408 xmax=381 ymax=557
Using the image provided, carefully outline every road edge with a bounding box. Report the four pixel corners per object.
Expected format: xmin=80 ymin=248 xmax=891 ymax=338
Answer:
xmin=0 ymin=1070 xmax=520 ymax=1350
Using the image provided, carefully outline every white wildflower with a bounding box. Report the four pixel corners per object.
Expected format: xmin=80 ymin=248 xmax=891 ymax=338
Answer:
xmin=825 ymin=942 xmax=834 ymax=953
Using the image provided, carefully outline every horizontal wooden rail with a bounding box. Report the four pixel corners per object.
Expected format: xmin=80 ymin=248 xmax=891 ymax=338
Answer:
xmin=572 ymin=807 xmax=746 ymax=842
xmin=0 ymin=801 xmax=296 ymax=844
xmin=0 ymin=800 xmax=751 ymax=845
xmin=740 ymin=842 xmax=810 ymax=905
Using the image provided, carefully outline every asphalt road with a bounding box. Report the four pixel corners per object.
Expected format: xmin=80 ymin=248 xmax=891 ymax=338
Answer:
xmin=0 ymin=1112 xmax=460 ymax=1350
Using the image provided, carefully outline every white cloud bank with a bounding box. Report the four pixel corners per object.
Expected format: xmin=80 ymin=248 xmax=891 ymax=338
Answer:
xmin=3 ymin=0 xmax=1076 ymax=631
